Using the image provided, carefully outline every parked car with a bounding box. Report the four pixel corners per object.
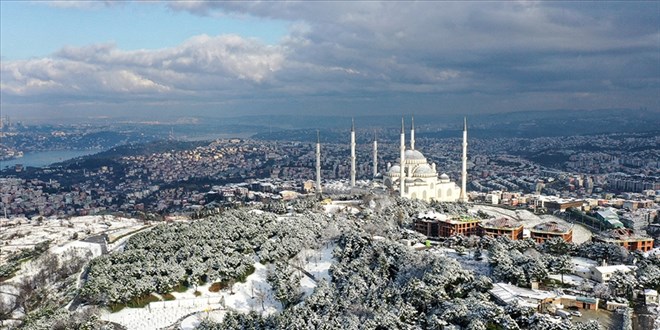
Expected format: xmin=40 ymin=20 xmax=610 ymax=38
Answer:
xmin=570 ymin=311 xmax=582 ymax=317
xmin=556 ymin=309 xmax=572 ymax=320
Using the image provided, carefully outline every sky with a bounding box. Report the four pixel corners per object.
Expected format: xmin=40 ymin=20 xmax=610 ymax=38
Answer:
xmin=1 ymin=1 xmax=658 ymax=121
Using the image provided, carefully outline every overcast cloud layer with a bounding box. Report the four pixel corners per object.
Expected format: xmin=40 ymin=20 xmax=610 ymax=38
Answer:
xmin=1 ymin=1 xmax=658 ymax=119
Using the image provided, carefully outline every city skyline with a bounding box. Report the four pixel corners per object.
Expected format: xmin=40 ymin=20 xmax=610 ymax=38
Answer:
xmin=1 ymin=1 xmax=658 ymax=120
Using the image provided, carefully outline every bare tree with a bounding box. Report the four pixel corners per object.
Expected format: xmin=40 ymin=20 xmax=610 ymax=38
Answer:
xmin=254 ymin=287 xmax=267 ymax=312
xmin=16 ymin=278 xmax=37 ymax=314
xmin=228 ymin=279 xmax=235 ymax=295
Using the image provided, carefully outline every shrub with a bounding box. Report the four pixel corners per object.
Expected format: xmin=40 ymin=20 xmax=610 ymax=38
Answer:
xmin=209 ymin=282 xmax=226 ymax=292
xmin=173 ymin=283 xmax=188 ymax=293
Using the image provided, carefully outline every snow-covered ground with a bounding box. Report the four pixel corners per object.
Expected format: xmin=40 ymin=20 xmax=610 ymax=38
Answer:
xmin=101 ymin=262 xmax=282 ymax=330
xmin=179 ymin=243 xmax=336 ymax=329
xmin=548 ymin=274 xmax=593 ymax=287
xmin=469 ymin=205 xmax=592 ymax=243
xmin=299 ymin=243 xmax=335 ymax=298
xmin=432 ymin=247 xmax=492 ymax=276
xmin=0 ymin=215 xmax=144 ymax=263
xmin=0 ymin=237 xmax=110 ymax=325
xmin=323 ymin=201 xmax=360 ymax=215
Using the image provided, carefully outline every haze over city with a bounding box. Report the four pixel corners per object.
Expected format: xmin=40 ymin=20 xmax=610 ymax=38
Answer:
xmin=1 ymin=1 xmax=658 ymax=121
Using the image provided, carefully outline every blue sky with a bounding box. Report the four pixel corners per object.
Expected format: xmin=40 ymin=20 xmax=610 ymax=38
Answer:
xmin=1 ymin=2 xmax=288 ymax=59
xmin=1 ymin=1 xmax=658 ymax=121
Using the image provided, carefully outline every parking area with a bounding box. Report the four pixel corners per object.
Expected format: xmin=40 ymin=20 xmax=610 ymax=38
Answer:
xmin=570 ymin=308 xmax=619 ymax=329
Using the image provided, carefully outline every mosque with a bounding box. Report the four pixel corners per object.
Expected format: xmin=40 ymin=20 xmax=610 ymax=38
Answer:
xmin=315 ymin=116 xmax=469 ymax=203
xmin=382 ymin=117 xmax=466 ymax=202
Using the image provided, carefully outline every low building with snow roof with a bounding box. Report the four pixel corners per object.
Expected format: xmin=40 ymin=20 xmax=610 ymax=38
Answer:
xmin=413 ymin=211 xmax=447 ymax=237
xmin=489 ymin=282 xmax=557 ymax=311
xmin=589 ymin=264 xmax=634 ymax=283
xmin=644 ymin=289 xmax=659 ymax=306
xmin=542 ymin=197 xmax=585 ymax=213
xmin=530 ymin=221 xmax=573 ymax=243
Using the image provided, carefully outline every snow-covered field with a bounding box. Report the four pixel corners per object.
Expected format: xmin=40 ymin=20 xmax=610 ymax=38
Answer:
xmin=101 ymin=262 xmax=282 ymax=330
xmin=469 ymin=205 xmax=593 ymax=243
xmin=0 ymin=215 xmax=144 ymax=263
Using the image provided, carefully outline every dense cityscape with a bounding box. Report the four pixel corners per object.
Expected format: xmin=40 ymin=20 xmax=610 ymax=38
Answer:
xmin=1 ymin=112 xmax=659 ymax=329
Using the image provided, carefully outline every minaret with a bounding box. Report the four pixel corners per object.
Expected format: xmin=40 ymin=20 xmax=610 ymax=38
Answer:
xmin=316 ymin=130 xmax=322 ymax=194
xmin=410 ymin=115 xmax=415 ymax=150
xmin=350 ymin=118 xmax=356 ymax=187
xmin=372 ymin=132 xmax=378 ymax=178
xmin=399 ymin=117 xmax=405 ymax=197
xmin=459 ymin=117 xmax=468 ymax=203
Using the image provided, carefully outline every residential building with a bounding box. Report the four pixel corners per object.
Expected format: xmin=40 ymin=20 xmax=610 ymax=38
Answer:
xmin=479 ymin=217 xmax=523 ymax=240
xmin=594 ymin=228 xmax=655 ymax=252
xmin=530 ymin=221 xmax=573 ymax=243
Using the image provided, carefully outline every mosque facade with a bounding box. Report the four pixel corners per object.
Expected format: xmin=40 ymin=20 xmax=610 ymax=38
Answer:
xmin=382 ymin=117 xmax=465 ymax=202
xmin=316 ymin=116 xmax=468 ymax=203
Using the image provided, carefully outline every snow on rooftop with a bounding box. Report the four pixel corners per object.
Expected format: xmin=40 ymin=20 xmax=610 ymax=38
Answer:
xmin=599 ymin=228 xmax=651 ymax=240
xmin=323 ymin=201 xmax=360 ymax=215
xmin=532 ymin=221 xmax=571 ymax=234
xmin=593 ymin=264 xmax=633 ymax=273
xmin=469 ymin=205 xmax=592 ymax=243
xmin=489 ymin=282 xmax=556 ymax=306
xmin=548 ymin=274 xmax=592 ymax=287
xmin=417 ymin=210 xmax=448 ymax=221
xmin=481 ymin=217 xmax=521 ymax=229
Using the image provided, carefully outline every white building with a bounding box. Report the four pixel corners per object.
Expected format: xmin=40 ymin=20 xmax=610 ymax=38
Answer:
xmin=382 ymin=117 xmax=464 ymax=202
xmin=589 ymin=264 xmax=634 ymax=283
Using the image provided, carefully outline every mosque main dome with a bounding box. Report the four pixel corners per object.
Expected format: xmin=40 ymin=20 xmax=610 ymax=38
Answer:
xmin=404 ymin=150 xmax=427 ymax=163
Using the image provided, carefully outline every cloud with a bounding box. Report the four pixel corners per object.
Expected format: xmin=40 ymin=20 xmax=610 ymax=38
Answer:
xmin=2 ymin=1 xmax=659 ymax=117
xmin=41 ymin=0 xmax=122 ymax=9
xmin=1 ymin=34 xmax=285 ymax=102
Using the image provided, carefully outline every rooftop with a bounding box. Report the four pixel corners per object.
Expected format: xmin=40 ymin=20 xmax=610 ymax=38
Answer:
xmin=480 ymin=217 xmax=522 ymax=229
xmin=531 ymin=221 xmax=571 ymax=234
xmin=598 ymin=228 xmax=652 ymax=240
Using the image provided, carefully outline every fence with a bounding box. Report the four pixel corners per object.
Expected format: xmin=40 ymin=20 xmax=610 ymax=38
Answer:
xmin=149 ymin=296 xmax=225 ymax=311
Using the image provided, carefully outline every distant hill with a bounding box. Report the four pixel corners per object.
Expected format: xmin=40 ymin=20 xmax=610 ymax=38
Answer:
xmin=250 ymin=108 xmax=660 ymax=142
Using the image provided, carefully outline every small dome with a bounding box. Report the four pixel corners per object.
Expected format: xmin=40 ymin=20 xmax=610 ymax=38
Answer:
xmin=440 ymin=173 xmax=450 ymax=180
xmin=387 ymin=165 xmax=401 ymax=175
xmin=413 ymin=164 xmax=435 ymax=176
